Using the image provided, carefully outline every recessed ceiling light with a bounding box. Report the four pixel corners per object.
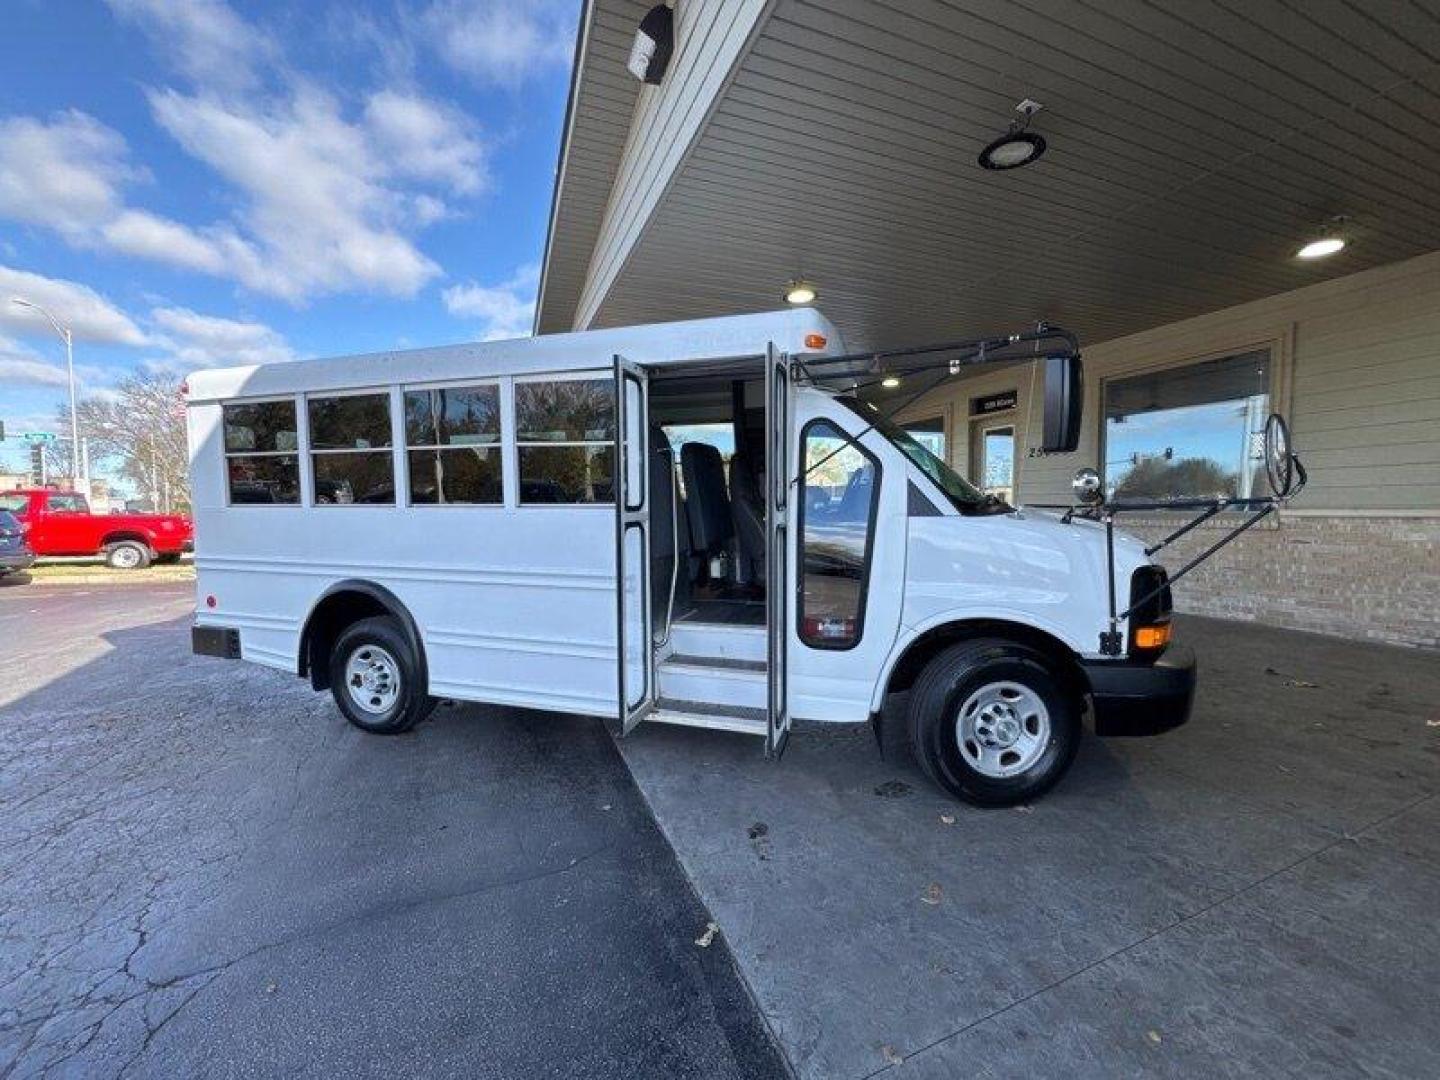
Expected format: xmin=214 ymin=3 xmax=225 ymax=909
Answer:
xmin=785 ymin=279 xmax=816 ymax=305
xmin=881 ymin=375 xmax=901 ymax=389
xmin=979 ymin=99 xmax=1047 ymax=171
xmin=1297 ymin=216 xmax=1347 ymax=260
xmin=1296 ymin=236 xmax=1345 ymax=259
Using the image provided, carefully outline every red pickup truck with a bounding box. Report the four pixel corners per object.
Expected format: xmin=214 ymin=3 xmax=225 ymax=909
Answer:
xmin=0 ymin=489 xmax=193 ymax=569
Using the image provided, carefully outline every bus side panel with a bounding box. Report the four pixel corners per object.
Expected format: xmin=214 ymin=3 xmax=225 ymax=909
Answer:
xmin=193 ymin=501 xmax=618 ymax=716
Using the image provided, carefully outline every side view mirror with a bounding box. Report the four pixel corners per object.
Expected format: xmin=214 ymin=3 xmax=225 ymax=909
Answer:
xmin=1071 ymin=467 xmax=1103 ymax=506
xmin=1041 ymin=354 xmax=1083 ymax=454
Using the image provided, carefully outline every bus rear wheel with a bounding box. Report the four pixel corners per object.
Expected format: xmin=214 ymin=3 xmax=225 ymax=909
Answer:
xmin=329 ymin=616 xmax=436 ymax=735
xmin=908 ymin=639 xmax=1080 ymax=807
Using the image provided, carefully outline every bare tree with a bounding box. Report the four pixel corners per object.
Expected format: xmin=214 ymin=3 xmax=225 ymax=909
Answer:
xmin=58 ymin=373 xmax=189 ymax=510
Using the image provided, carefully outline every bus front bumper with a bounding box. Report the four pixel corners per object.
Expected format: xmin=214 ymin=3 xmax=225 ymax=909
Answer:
xmin=1081 ymin=645 xmax=1196 ymax=737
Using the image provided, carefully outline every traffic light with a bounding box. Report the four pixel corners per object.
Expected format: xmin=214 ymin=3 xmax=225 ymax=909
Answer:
xmin=29 ymin=443 xmax=44 ymax=485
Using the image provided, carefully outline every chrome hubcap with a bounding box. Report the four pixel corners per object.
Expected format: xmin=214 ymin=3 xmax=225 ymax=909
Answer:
xmin=344 ymin=644 xmax=400 ymax=715
xmin=955 ymin=681 xmax=1050 ymax=778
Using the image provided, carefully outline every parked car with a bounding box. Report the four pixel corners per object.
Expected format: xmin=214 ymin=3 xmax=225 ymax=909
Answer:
xmin=0 ymin=509 xmax=35 ymax=578
xmin=0 ymin=489 xmax=192 ymax=570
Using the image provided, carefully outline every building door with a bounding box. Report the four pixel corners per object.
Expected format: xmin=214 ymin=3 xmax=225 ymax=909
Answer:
xmin=971 ymin=421 xmax=1016 ymax=503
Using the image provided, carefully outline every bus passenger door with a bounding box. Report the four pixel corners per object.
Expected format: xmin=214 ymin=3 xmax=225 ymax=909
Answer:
xmin=614 ymin=354 xmax=655 ymax=733
xmin=766 ymin=343 xmax=791 ymax=757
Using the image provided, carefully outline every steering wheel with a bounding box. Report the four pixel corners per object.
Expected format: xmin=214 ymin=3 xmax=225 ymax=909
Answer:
xmin=1263 ymin=412 xmax=1294 ymax=499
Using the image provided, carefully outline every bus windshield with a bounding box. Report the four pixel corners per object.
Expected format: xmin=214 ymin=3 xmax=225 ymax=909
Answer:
xmin=836 ymin=398 xmax=1001 ymax=513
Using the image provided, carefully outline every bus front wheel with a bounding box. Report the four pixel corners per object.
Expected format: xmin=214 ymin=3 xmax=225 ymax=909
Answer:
xmin=329 ymin=616 xmax=436 ymax=735
xmin=908 ymin=639 xmax=1080 ymax=807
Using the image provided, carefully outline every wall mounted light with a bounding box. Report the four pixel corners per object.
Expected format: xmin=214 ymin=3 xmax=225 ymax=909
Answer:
xmin=1296 ymin=217 xmax=1347 ymax=259
xmin=979 ymin=99 xmax=1047 ymax=171
xmin=627 ymin=4 xmax=675 ymax=84
xmin=784 ymin=279 xmax=816 ymax=305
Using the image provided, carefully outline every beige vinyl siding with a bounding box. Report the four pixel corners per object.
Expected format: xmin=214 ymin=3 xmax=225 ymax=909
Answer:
xmin=533 ymin=1 xmax=649 ymax=335
xmin=574 ymin=0 xmax=771 ymax=331
xmin=897 ymin=248 xmax=1440 ymax=513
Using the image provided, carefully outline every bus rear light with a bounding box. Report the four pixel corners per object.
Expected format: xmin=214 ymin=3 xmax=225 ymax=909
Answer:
xmin=804 ymin=333 xmax=827 ymax=350
xmin=206 ymin=595 xmax=217 ymax=609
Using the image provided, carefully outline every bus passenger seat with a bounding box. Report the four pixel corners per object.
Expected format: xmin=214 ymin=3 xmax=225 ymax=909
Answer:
xmin=681 ymin=442 xmax=734 ymax=580
xmin=728 ymin=452 xmax=765 ymax=586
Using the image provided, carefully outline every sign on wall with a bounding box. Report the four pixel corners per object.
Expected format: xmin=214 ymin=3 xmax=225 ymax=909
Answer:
xmin=970 ymin=390 xmax=1018 ymax=416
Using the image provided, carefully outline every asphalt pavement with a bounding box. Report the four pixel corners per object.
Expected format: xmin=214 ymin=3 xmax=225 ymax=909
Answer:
xmin=0 ymin=580 xmax=786 ymax=1079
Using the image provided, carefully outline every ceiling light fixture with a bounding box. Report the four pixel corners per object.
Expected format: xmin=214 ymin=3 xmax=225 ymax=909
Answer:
xmin=785 ymin=279 xmax=816 ymax=305
xmin=979 ymin=99 xmax=1047 ymax=171
xmin=881 ymin=375 xmax=901 ymax=389
xmin=1296 ymin=216 xmax=1347 ymax=260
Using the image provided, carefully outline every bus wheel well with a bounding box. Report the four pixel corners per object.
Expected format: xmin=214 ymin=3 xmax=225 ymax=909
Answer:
xmin=299 ymin=582 xmax=426 ymax=692
xmin=884 ymin=620 xmax=1087 ymax=704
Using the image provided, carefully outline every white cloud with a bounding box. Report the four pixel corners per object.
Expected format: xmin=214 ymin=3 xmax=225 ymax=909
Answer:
xmin=147 ymin=86 xmax=445 ymax=301
xmin=421 ymin=1 xmax=576 ymax=86
xmin=148 ymin=306 xmax=296 ymax=368
xmin=0 ymin=334 xmax=119 ymax=395
xmin=0 ymin=343 xmax=68 ymax=388
xmin=102 ymin=210 xmax=228 ymax=275
xmin=364 ymin=90 xmax=487 ymax=195
xmin=0 ymin=264 xmax=147 ymax=345
xmin=442 ymin=263 xmax=539 ymax=340
xmin=0 ymin=112 xmax=138 ymax=239
xmin=0 ymin=2 xmax=494 ymax=306
xmin=103 ymin=0 xmax=275 ymax=95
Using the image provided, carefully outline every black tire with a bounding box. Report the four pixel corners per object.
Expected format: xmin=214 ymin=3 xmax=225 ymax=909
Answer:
xmin=329 ymin=616 xmax=437 ymax=735
xmin=105 ymin=541 xmax=151 ymax=570
xmin=908 ymin=639 xmax=1080 ymax=807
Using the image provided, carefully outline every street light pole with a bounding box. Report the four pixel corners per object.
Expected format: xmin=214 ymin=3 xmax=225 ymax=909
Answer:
xmin=11 ymin=297 xmax=85 ymax=494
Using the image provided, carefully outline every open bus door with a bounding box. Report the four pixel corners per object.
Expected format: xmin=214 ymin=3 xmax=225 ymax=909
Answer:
xmin=766 ymin=343 xmax=791 ymax=757
xmin=614 ymin=354 xmax=655 ymax=733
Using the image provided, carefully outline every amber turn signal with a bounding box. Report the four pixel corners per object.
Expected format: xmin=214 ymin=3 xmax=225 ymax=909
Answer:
xmin=1133 ymin=624 xmax=1172 ymax=650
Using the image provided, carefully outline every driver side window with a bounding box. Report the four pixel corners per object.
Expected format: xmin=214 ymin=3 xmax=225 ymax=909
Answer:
xmin=799 ymin=420 xmax=880 ymax=650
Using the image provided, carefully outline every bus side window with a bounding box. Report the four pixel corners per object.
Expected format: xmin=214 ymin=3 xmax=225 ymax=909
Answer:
xmin=308 ymin=393 xmax=395 ymax=505
xmin=514 ymin=379 xmax=616 ymax=505
xmin=403 ymin=385 xmax=502 ymax=505
xmin=223 ymin=400 xmax=300 ymax=505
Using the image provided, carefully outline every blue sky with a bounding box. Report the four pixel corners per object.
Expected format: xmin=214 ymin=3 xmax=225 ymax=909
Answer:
xmin=0 ymin=0 xmax=577 ymax=476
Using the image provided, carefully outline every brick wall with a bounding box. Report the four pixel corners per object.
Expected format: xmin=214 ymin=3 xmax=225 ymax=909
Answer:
xmin=1119 ymin=513 xmax=1439 ymax=650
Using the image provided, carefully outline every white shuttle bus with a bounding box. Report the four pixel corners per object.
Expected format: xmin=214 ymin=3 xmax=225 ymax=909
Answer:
xmin=188 ymin=309 xmax=1204 ymax=806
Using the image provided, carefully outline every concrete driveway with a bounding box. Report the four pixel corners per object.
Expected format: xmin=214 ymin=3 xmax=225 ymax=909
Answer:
xmin=0 ymin=582 xmax=783 ymax=1079
xmin=3 ymin=579 xmax=1436 ymax=1079
xmin=619 ymin=617 xmax=1440 ymax=1078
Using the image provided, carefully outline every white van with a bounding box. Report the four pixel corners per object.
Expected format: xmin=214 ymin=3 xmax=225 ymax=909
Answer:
xmin=188 ymin=309 xmax=1194 ymax=805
